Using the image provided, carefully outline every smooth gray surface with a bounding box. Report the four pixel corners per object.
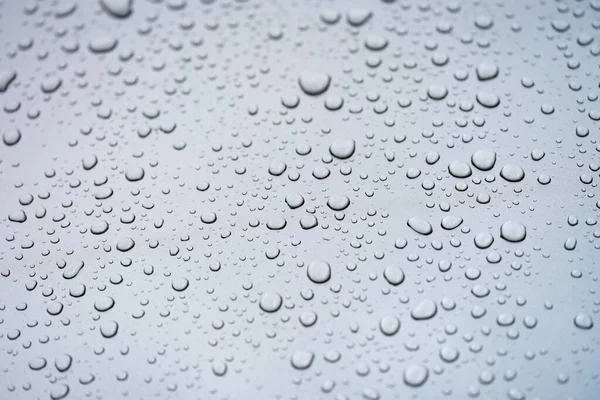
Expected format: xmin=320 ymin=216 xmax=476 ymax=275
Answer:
xmin=0 ymin=0 xmax=599 ymax=399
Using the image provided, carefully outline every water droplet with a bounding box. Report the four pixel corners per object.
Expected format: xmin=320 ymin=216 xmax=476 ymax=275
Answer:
xmin=3 ymin=128 xmax=21 ymax=146
xmin=500 ymin=164 xmax=525 ymax=182
xmin=100 ymin=0 xmax=133 ymax=18
xmin=329 ymin=139 xmax=355 ymax=159
xmin=259 ymin=292 xmax=282 ymax=313
xmin=307 ymin=260 xmax=331 ymax=283
xmin=411 ymin=299 xmax=437 ymax=320
xmin=407 ymin=217 xmax=433 ymax=235
xmin=574 ymin=313 xmax=593 ymax=330
xmin=500 ymin=221 xmax=527 ymax=243
xmin=383 ymin=265 xmax=404 ymax=285
xmin=379 ymin=316 xmax=400 ymax=336
xmin=299 ymin=72 xmax=331 ymax=95
xmin=291 ymin=350 xmax=314 ymax=369
xmin=346 ymin=8 xmax=372 ymax=26
xmin=403 ymin=365 xmax=429 ymax=387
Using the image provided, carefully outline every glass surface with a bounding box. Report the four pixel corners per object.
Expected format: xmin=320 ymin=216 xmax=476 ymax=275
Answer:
xmin=0 ymin=0 xmax=599 ymax=399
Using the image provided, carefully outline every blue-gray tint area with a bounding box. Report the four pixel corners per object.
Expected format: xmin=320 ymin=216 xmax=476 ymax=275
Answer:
xmin=0 ymin=0 xmax=599 ymax=399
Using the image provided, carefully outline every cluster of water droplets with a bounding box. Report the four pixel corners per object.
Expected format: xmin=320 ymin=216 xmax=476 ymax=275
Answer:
xmin=0 ymin=0 xmax=599 ymax=399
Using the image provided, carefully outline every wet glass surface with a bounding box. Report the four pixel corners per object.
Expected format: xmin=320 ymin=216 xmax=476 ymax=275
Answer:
xmin=0 ymin=0 xmax=599 ymax=399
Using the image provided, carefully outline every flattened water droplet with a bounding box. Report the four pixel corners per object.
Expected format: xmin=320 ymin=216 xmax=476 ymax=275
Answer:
xmin=0 ymin=70 xmax=17 ymax=92
xmin=259 ymin=292 xmax=282 ymax=312
xmin=90 ymin=220 xmax=109 ymax=235
xmin=383 ymin=265 xmax=404 ymax=285
xmin=327 ymin=194 xmax=350 ymax=211
xmin=471 ymin=150 xmax=496 ymax=171
xmin=441 ymin=216 xmax=463 ymax=230
xmin=500 ymin=221 xmax=526 ymax=242
xmin=329 ymin=139 xmax=355 ymax=159
xmin=89 ymin=36 xmax=118 ymax=53
xmin=8 ymin=210 xmax=27 ymax=223
xmin=63 ymin=261 xmax=84 ymax=279
xmin=476 ymin=91 xmax=500 ymax=108
xmin=474 ymin=232 xmax=494 ymax=249
xmin=2 ymin=128 xmax=21 ymax=146
xmin=285 ymin=193 xmax=305 ymax=209
xmin=346 ymin=8 xmax=372 ymax=26
xmin=365 ymin=35 xmax=388 ymax=51
xmin=29 ymin=357 xmax=47 ymax=370
xmin=407 ymin=217 xmax=433 ymax=235
xmin=440 ymin=347 xmax=459 ymax=363
xmin=100 ymin=320 xmax=119 ymax=338
xmin=448 ymin=160 xmax=472 ymax=178
xmin=298 ymin=72 xmax=331 ymax=95
xmin=100 ymin=0 xmax=133 ymax=18
xmin=500 ymin=164 xmax=525 ymax=182
xmin=324 ymin=95 xmax=344 ymax=110
xmin=94 ymin=296 xmax=115 ymax=312
xmin=307 ymin=260 xmax=331 ymax=283
xmin=268 ymin=161 xmax=287 ymax=176
xmin=54 ymin=354 xmax=72 ymax=372
xmin=427 ymin=85 xmax=448 ymax=100
xmin=320 ymin=10 xmax=341 ymax=24
xmin=476 ymin=63 xmax=499 ymax=81
xmin=50 ymin=384 xmax=70 ymax=400
xmin=125 ymin=166 xmax=145 ymax=181
xmin=411 ymin=299 xmax=437 ymax=320
xmin=41 ymin=77 xmax=62 ymax=93
xmin=403 ymin=365 xmax=429 ymax=387
xmin=116 ymin=237 xmax=135 ymax=252
xmin=574 ymin=313 xmax=593 ymax=329
xmin=291 ymin=350 xmax=314 ymax=369
xmin=300 ymin=215 xmax=318 ymax=230
xmin=379 ymin=316 xmax=400 ymax=336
